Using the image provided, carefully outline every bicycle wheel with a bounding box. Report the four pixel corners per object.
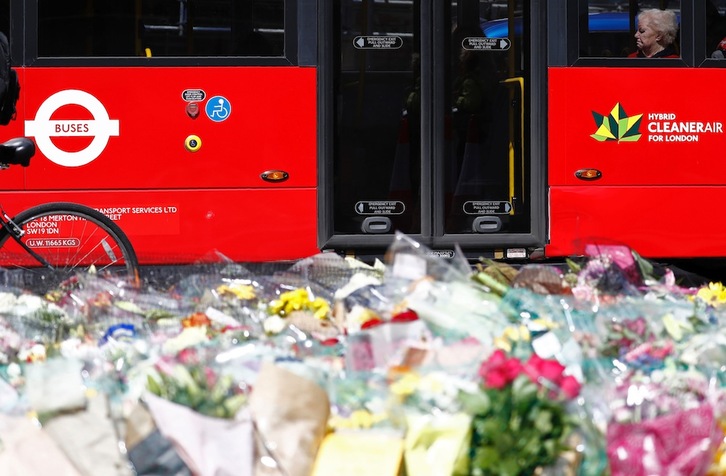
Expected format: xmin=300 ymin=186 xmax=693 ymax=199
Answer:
xmin=0 ymin=202 xmax=140 ymax=290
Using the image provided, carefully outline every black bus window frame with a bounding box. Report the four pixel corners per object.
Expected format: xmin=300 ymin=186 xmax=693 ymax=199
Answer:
xmin=568 ymin=0 xmax=693 ymax=67
xmin=17 ymin=0 xmax=301 ymax=67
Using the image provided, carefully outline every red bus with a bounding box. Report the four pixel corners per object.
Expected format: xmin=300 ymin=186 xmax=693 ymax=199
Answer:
xmin=2 ymin=1 xmax=726 ymax=268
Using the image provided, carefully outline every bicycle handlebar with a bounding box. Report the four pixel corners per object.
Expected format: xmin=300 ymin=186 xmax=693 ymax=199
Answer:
xmin=0 ymin=137 xmax=35 ymax=167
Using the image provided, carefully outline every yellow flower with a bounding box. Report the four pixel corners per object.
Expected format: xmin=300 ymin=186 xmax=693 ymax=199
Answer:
xmin=311 ymin=297 xmax=331 ymax=320
xmin=269 ymin=288 xmax=307 ymax=316
xmin=696 ymin=282 xmax=726 ymax=307
xmin=495 ymin=325 xmax=531 ymax=351
xmin=662 ymin=313 xmax=692 ymax=342
xmin=216 ymin=283 xmax=256 ymax=300
xmin=350 ymin=409 xmax=376 ymax=428
xmin=493 ymin=336 xmax=512 ymax=352
xmin=269 ymin=288 xmax=331 ymax=319
xmin=390 ymin=373 xmax=420 ymax=398
xmin=707 ymin=422 xmax=726 ymax=476
xmin=418 ymin=374 xmax=445 ymax=395
xmin=530 ymin=318 xmax=559 ymax=331
xmin=329 ymin=409 xmax=387 ymax=430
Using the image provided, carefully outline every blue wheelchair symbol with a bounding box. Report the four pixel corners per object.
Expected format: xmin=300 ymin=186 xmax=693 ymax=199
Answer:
xmin=205 ymin=96 xmax=231 ymax=122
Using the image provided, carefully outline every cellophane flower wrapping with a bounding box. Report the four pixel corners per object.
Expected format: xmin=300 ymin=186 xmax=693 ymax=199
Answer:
xmin=313 ymin=371 xmax=405 ymax=475
xmin=144 ymin=392 xmax=252 ymax=476
xmin=382 ymin=232 xmax=508 ymax=346
xmin=403 ymin=411 xmax=472 ymax=476
xmin=127 ymin=343 xmax=255 ymax=476
xmin=391 ymin=370 xmax=474 ymax=476
xmin=605 ymin=369 xmax=723 ymax=476
xmin=459 ymin=347 xmax=587 ymax=476
xmin=562 ymin=247 xmax=726 ymax=476
xmin=6 ymin=236 xmax=726 ymax=476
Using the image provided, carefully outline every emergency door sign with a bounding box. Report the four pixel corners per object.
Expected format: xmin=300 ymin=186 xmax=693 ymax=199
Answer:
xmin=25 ymin=89 xmax=120 ymax=167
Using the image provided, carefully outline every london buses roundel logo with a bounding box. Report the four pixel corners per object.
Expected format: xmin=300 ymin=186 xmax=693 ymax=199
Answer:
xmin=25 ymin=90 xmax=119 ymax=167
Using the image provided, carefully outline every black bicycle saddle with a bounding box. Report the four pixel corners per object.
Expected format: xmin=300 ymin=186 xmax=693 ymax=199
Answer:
xmin=0 ymin=137 xmax=35 ymax=167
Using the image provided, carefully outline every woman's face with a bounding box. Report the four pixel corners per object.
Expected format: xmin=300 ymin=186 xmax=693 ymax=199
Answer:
xmin=635 ymin=19 xmax=660 ymax=53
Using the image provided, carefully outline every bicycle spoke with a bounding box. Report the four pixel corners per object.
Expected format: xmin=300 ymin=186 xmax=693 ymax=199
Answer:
xmin=0 ymin=203 xmax=139 ymax=292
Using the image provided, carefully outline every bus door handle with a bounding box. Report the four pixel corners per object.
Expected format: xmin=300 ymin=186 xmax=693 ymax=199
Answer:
xmin=502 ymin=77 xmax=524 ymax=215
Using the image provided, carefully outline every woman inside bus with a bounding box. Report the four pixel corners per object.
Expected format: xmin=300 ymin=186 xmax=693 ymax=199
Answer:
xmin=629 ymin=9 xmax=679 ymax=58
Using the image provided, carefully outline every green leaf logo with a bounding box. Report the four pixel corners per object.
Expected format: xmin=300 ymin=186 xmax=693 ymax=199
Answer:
xmin=591 ymin=103 xmax=642 ymax=142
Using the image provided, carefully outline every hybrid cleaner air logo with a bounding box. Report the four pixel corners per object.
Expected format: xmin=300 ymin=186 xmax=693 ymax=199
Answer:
xmin=591 ymin=102 xmax=724 ymax=143
xmin=590 ymin=103 xmax=642 ymax=143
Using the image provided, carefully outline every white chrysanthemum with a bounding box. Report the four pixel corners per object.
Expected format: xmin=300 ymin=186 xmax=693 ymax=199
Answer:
xmin=161 ymin=326 xmax=208 ymax=354
xmin=263 ymin=315 xmax=286 ymax=335
xmin=0 ymin=292 xmax=17 ymax=313
xmin=18 ymin=343 xmax=46 ymax=362
xmin=16 ymin=294 xmax=44 ymax=309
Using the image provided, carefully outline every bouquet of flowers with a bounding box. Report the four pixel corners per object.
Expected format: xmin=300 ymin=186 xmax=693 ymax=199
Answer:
xmin=134 ymin=347 xmax=254 ymax=476
xmin=145 ymin=348 xmax=248 ymax=419
xmin=606 ymin=368 xmax=723 ymax=476
xmin=459 ymin=349 xmax=582 ymax=476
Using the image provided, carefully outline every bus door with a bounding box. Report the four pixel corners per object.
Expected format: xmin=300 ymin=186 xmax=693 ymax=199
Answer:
xmin=322 ymin=0 xmax=547 ymax=258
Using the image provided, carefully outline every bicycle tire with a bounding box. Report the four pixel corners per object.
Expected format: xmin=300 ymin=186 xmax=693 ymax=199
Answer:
xmin=0 ymin=202 xmax=140 ymax=290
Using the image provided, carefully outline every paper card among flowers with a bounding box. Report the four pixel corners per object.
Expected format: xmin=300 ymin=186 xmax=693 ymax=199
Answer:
xmin=346 ymin=319 xmax=430 ymax=371
xmin=311 ymin=430 xmax=404 ymax=476
xmin=403 ymin=412 xmax=471 ymax=476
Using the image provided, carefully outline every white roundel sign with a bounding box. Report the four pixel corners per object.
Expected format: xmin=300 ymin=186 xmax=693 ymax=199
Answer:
xmin=25 ymin=90 xmax=119 ymax=167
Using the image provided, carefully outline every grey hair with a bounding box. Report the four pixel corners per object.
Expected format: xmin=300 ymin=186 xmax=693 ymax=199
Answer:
xmin=638 ymin=9 xmax=679 ymax=46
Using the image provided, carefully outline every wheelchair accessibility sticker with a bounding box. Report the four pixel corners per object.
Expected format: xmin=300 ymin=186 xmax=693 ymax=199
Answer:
xmin=205 ymin=96 xmax=231 ymax=122
xmin=25 ymin=90 xmax=120 ymax=167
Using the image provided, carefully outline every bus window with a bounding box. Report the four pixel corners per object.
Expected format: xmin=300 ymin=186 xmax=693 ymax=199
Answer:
xmin=707 ymin=0 xmax=726 ymax=58
xmin=38 ymin=0 xmax=285 ymax=58
xmin=582 ymin=1 xmax=680 ymax=58
xmin=0 ymin=0 xmax=7 ymax=38
xmin=334 ymin=1 xmax=420 ymax=235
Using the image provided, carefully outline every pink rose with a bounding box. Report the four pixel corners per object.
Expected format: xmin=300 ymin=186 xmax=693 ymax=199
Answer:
xmin=203 ymin=367 xmax=218 ymax=389
xmin=177 ymin=347 xmax=200 ymax=365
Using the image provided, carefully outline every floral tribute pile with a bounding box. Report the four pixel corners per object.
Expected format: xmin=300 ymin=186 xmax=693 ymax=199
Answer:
xmin=0 ymin=232 xmax=725 ymax=475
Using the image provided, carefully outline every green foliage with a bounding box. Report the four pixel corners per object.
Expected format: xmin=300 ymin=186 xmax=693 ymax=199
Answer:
xmin=146 ymin=364 xmax=247 ymax=419
xmin=461 ymin=376 xmax=576 ymax=476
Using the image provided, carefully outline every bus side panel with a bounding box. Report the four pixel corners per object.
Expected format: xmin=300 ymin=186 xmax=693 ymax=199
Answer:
xmin=12 ymin=66 xmax=318 ymax=263
xmin=20 ymin=67 xmax=317 ymax=189
xmin=0 ymin=188 xmax=318 ymax=263
xmin=549 ymin=186 xmax=726 ymax=258
xmin=548 ymin=67 xmax=726 ymax=258
xmin=549 ymin=67 xmax=726 ymax=187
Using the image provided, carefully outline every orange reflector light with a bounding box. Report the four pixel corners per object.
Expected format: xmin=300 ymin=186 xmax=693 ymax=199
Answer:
xmin=261 ymin=170 xmax=289 ymax=182
xmin=575 ymin=168 xmax=602 ymax=180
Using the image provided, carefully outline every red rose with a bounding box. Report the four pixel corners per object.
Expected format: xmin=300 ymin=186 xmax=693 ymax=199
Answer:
xmin=523 ymin=354 xmax=566 ymax=383
xmin=391 ymin=309 xmax=419 ymax=323
xmin=523 ymin=354 xmax=580 ymax=398
xmin=479 ymin=349 xmax=523 ymax=389
xmin=320 ymin=337 xmax=339 ymax=346
xmin=559 ymin=375 xmax=581 ymax=399
xmin=361 ymin=318 xmax=384 ymax=329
